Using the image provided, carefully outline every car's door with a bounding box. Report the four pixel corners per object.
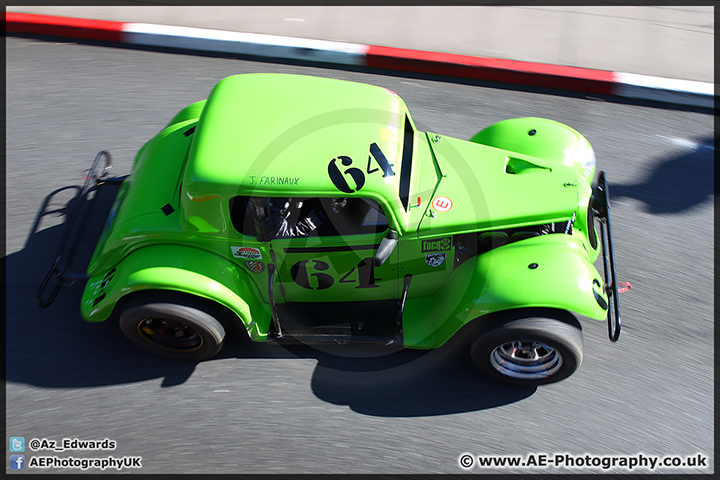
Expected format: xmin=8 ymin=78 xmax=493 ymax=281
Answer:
xmin=229 ymin=194 xmax=400 ymax=339
xmin=265 ymin=196 xmax=398 ymax=303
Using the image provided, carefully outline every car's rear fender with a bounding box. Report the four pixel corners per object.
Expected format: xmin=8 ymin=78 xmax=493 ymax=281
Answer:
xmin=165 ymin=100 xmax=206 ymax=128
xmin=81 ymin=244 xmax=271 ymax=341
xmin=402 ymin=234 xmax=608 ymax=348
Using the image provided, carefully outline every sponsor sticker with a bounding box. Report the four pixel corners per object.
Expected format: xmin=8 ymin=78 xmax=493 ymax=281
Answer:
xmin=421 ymin=237 xmax=452 ymax=252
xmin=245 ymin=261 xmax=265 ymax=274
xmin=231 ymin=246 xmax=262 ymax=259
xmin=425 ymin=252 xmax=447 ymax=267
xmin=432 ymin=196 xmax=453 ymax=212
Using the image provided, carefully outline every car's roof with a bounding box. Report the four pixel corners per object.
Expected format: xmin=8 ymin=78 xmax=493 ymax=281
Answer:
xmin=184 ymin=74 xmax=409 ymax=203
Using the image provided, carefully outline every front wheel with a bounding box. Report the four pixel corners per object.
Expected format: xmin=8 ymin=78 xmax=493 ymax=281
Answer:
xmin=118 ymin=294 xmax=226 ymax=361
xmin=471 ymin=311 xmax=583 ymax=386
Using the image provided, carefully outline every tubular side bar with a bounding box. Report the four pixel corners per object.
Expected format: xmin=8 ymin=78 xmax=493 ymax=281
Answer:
xmin=37 ymin=150 xmax=119 ymax=307
xmin=593 ymin=171 xmax=622 ymax=342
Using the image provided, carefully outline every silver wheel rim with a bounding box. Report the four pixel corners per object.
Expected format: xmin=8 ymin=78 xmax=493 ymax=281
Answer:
xmin=489 ymin=339 xmax=563 ymax=379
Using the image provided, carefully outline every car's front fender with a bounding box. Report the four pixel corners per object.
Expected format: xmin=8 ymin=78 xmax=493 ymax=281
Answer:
xmin=80 ymin=244 xmax=271 ymax=341
xmin=402 ymin=234 xmax=608 ymax=348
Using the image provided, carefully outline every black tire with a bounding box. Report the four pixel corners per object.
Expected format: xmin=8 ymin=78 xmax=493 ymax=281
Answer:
xmin=118 ymin=294 xmax=226 ymax=361
xmin=471 ymin=311 xmax=583 ymax=386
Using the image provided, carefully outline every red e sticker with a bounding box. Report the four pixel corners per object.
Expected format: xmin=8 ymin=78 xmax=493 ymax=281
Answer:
xmin=432 ymin=196 xmax=453 ymax=212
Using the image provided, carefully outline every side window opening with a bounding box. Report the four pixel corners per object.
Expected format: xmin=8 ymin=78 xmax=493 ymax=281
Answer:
xmin=399 ymin=115 xmax=414 ymax=211
xmin=230 ymin=196 xmax=389 ymax=240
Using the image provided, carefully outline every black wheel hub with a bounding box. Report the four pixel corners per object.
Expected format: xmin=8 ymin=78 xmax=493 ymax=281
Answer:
xmin=138 ymin=318 xmax=203 ymax=352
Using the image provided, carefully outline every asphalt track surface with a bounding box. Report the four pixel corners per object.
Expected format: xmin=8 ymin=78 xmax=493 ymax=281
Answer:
xmin=5 ymin=36 xmax=714 ymax=474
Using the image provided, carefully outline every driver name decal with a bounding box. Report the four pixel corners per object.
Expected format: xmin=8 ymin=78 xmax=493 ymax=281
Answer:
xmin=249 ymin=176 xmax=300 ymax=186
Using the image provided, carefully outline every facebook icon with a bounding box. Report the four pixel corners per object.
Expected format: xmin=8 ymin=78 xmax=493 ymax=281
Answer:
xmin=10 ymin=455 xmax=25 ymax=470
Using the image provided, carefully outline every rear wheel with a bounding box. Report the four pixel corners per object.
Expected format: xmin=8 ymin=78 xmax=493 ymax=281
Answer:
xmin=118 ymin=294 xmax=225 ymax=361
xmin=471 ymin=311 xmax=583 ymax=386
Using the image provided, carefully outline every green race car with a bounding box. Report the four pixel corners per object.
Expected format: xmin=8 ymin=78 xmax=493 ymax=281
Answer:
xmin=39 ymin=73 xmax=629 ymax=386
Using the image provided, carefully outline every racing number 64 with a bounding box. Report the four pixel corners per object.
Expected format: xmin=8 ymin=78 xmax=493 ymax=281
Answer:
xmin=291 ymin=257 xmax=381 ymax=290
xmin=328 ymin=142 xmax=395 ymax=193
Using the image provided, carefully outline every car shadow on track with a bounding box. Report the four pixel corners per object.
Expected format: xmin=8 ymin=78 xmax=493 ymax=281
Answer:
xmin=6 ymin=184 xmax=200 ymax=388
xmin=221 ymin=327 xmax=536 ymax=417
xmin=609 ymin=135 xmax=713 ymax=214
xmin=6 ymin=184 xmax=534 ymax=416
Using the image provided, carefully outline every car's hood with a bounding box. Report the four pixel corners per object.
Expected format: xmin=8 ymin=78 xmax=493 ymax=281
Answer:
xmin=418 ymin=134 xmax=580 ymax=236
